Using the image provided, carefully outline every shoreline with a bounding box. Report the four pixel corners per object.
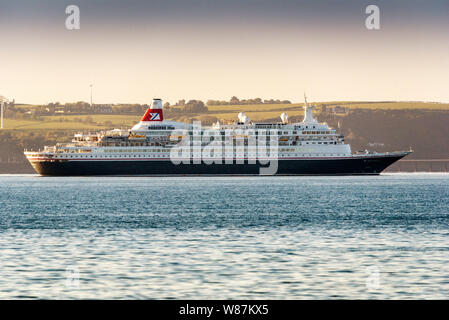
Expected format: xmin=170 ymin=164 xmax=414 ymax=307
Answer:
xmin=1 ymin=162 xmax=448 ymax=174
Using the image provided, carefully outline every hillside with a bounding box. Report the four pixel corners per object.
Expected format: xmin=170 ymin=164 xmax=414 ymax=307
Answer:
xmin=0 ymin=101 xmax=448 ymax=173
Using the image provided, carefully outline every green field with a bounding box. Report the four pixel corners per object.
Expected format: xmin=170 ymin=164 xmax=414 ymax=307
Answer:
xmin=208 ymin=101 xmax=449 ymax=112
xmin=41 ymin=114 xmax=141 ymax=126
xmin=330 ymin=101 xmax=449 ymax=110
xmin=2 ymin=101 xmax=448 ymax=130
xmin=3 ymin=118 xmax=100 ymax=130
xmin=2 ymin=115 xmax=141 ymax=130
xmin=181 ymin=101 xmax=449 ymax=122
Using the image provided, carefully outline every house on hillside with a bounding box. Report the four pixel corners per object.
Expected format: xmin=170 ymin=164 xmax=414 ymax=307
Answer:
xmin=328 ymin=105 xmax=348 ymax=115
xmin=97 ymin=105 xmax=113 ymax=113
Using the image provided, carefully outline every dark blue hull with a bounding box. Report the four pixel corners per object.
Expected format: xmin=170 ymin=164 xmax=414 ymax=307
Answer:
xmin=29 ymin=154 xmax=408 ymax=176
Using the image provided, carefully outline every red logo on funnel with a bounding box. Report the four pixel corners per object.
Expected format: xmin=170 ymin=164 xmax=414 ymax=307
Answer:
xmin=141 ymin=109 xmax=163 ymax=122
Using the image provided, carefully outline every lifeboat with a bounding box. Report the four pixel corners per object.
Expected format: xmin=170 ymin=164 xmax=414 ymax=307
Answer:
xmin=129 ymin=134 xmax=146 ymax=140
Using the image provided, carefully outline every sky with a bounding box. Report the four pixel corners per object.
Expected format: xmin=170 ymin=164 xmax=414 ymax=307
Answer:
xmin=0 ymin=0 xmax=448 ymax=105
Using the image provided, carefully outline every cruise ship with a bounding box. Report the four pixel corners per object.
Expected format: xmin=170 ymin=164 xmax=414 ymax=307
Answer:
xmin=24 ymin=98 xmax=411 ymax=176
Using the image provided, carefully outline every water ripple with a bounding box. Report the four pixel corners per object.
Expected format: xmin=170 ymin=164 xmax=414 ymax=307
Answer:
xmin=0 ymin=174 xmax=448 ymax=299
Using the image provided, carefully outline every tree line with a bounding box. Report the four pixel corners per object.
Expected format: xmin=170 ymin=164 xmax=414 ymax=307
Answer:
xmin=5 ymin=96 xmax=291 ymax=119
xmin=206 ymin=96 xmax=291 ymax=106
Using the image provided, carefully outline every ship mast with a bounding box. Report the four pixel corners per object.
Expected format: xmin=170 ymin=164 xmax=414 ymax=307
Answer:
xmin=302 ymin=93 xmax=317 ymax=124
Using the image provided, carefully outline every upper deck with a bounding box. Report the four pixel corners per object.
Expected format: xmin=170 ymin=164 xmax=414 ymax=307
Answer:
xmin=24 ymin=97 xmax=353 ymax=158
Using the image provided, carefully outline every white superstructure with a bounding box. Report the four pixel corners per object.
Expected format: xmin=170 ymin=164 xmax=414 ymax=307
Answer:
xmin=24 ymin=98 xmax=359 ymax=162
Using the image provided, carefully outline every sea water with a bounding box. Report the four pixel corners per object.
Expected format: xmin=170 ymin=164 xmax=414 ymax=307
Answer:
xmin=0 ymin=174 xmax=448 ymax=299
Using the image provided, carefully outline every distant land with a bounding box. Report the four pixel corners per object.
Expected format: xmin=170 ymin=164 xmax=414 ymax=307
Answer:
xmin=0 ymin=100 xmax=448 ymax=173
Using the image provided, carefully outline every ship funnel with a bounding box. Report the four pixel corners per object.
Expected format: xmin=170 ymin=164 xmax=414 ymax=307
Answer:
xmin=141 ymin=98 xmax=164 ymax=122
xmin=280 ymin=113 xmax=288 ymax=124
